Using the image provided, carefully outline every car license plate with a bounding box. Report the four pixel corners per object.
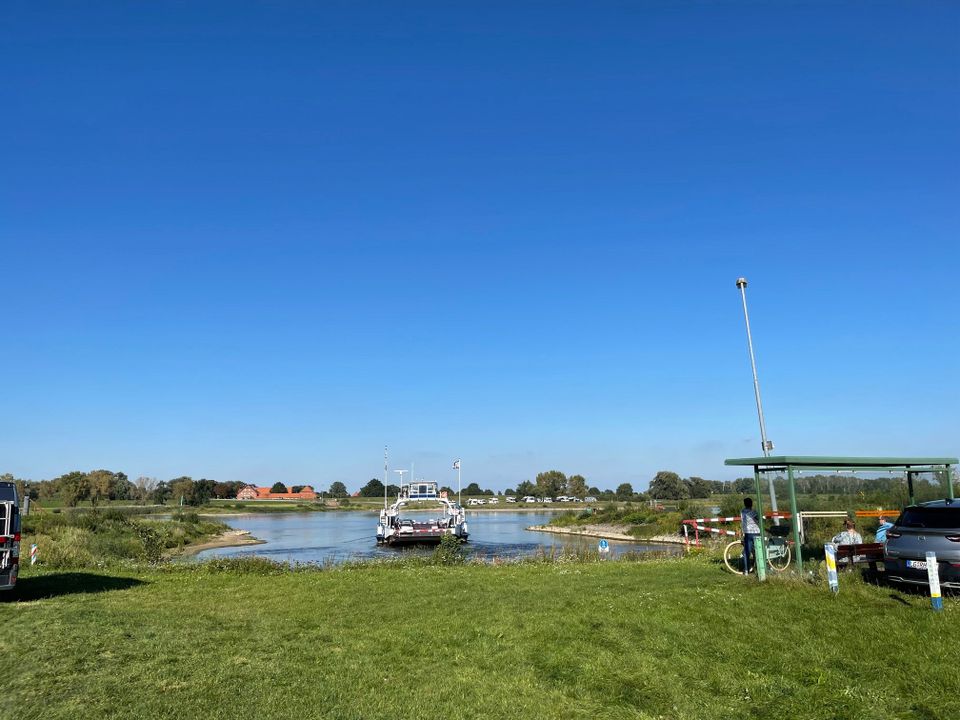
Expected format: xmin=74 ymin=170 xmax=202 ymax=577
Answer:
xmin=906 ymin=560 xmax=928 ymax=570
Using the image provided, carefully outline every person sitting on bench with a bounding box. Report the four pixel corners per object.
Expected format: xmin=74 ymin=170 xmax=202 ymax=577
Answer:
xmin=831 ymin=518 xmax=863 ymax=546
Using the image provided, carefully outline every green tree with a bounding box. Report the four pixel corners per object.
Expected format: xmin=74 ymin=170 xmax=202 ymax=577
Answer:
xmin=328 ymin=481 xmax=348 ymax=498
xmin=733 ymin=477 xmax=753 ymax=494
xmin=463 ymin=482 xmax=483 ymax=496
xmin=615 ymin=482 xmax=634 ymax=500
xmin=113 ymin=472 xmax=132 ymax=500
xmin=359 ymin=478 xmax=385 ymax=497
xmin=87 ymin=469 xmax=115 ymax=507
xmin=171 ymin=476 xmax=196 ymax=506
xmin=504 ymin=488 xmax=516 ymax=496
xmin=535 ymin=470 xmax=566 ymax=498
xmin=515 ymin=480 xmax=536 ymax=497
xmin=291 ymin=485 xmax=305 ymax=493
xmin=58 ymin=471 xmax=90 ymax=507
xmin=648 ymin=471 xmax=688 ymax=500
xmin=567 ymin=474 xmax=588 ymax=498
xmin=150 ymin=481 xmax=171 ymax=505
xmin=684 ymin=476 xmax=712 ymax=499
xmin=212 ymin=481 xmax=238 ymax=499
xmin=270 ymin=482 xmax=288 ymax=494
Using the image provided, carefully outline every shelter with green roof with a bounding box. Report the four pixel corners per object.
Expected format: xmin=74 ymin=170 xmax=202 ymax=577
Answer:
xmin=723 ymin=455 xmax=957 ymax=576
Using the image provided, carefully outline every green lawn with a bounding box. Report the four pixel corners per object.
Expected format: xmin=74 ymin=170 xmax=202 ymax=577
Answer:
xmin=3 ymin=558 xmax=955 ymax=720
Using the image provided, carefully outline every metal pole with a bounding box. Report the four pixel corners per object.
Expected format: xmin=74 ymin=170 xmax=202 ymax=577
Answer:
xmin=752 ymin=467 xmax=767 ymax=582
xmin=736 ymin=277 xmax=779 ymax=516
xmin=787 ymin=466 xmax=803 ymax=573
xmin=383 ymin=446 xmax=388 ymax=509
xmin=458 ymin=462 xmax=462 ymax=506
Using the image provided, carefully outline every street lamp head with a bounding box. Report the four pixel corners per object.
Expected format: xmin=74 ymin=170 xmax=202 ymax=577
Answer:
xmin=736 ymin=277 xmax=748 ymax=289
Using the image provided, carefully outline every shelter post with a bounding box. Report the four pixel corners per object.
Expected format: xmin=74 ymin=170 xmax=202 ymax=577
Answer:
xmin=787 ymin=465 xmax=803 ymax=573
xmin=907 ymin=469 xmax=915 ymax=506
xmin=753 ymin=466 xmax=767 ymax=581
xmin=947 ymin=464 xmax=954 ymax=501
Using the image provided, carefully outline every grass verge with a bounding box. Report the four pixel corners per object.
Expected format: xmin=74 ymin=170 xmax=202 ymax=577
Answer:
xmin=2 ymin=556 xmax=956 ymax=720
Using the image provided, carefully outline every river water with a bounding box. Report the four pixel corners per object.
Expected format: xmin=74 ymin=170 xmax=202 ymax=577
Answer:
xmin=195 ymin=510 xmax=679 ymax=564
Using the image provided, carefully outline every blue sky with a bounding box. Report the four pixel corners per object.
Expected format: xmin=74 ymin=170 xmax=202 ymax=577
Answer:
xmin=2 ymin=2 xmax=957 ymax=491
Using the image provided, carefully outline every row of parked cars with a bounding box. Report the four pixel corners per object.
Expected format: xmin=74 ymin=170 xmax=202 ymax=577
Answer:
xmin=465 ymin=496 xmax=599 ymax=506
xmin=519 ymin=496 xmax=598 ymax=504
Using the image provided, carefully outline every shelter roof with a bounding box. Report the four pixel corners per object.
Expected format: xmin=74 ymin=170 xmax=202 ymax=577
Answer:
xmin=724 ymin=455 xmax=957 ymax=469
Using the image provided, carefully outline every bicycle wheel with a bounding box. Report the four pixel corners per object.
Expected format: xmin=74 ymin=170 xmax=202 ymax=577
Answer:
xmin=724 ymin=540 xmax=746 ymax=575
xmin=766 ymin=541 xmax=792 ymax=572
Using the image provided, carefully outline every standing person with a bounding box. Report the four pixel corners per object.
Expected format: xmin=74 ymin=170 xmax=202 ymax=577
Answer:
xmin=874 ymin=515 xmax=894 ymax=543
xmin=831 ymin=518 xmax=863 ymax=546
xmin=740 ymin=497 xmax=761 ymax=574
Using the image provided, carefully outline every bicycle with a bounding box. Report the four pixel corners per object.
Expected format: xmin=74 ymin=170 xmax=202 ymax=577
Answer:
xmin=723 ymin=525 xmax=793 ymax=574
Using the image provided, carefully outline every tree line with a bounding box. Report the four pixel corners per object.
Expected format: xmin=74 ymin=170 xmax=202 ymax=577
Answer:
xmin=9 ymin=468 xmax=951 ymax=507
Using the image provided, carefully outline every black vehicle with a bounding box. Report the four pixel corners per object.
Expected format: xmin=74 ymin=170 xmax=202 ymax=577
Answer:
xmin=884 ymin=499 xmax=960 ymax=590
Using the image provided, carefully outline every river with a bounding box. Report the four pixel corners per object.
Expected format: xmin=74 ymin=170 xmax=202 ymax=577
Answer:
xmin=195 ymin=509 xmax=679 ymax=564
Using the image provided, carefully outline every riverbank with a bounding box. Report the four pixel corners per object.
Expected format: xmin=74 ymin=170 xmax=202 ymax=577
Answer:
xmin=527 ymin=523 xmax=685 ymax=545
xmin=5 ymin=558 xmax=955 ymax=719
xmin=170 ymin=529 xmax=265 ymax=557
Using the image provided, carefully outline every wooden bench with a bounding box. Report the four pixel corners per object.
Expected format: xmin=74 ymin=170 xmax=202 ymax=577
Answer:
xmin=834 ymin=542 xmax=884 ymax=571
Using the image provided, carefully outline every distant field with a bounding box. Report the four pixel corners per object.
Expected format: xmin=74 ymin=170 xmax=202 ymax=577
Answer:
xmin=3 ymin=557 xmax=955 ymax=720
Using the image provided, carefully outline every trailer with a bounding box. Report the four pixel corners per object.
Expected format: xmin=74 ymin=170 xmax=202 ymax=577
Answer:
xmin=0 ymin=482 xmax=21 ymax=592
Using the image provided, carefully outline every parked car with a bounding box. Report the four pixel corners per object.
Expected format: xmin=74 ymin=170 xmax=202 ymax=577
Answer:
xmin=884 ymin=500 xmax=960 ymax=591
xmin=467 ymin=498 xmax=486 ymax=506
xmin=487 ymin=497 xmax=499 ymax=505
xmin=584 ymin=496 xmax=598 ymax=503
xmin=521 ymin=496 xmax=537 ymax=503
xmin=505 ymin=496 xmax=517 ymax=503
xmin=542 ymin=497 xmax=553 ymax=503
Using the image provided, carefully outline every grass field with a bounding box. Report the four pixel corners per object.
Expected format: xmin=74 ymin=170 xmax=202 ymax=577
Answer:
xmin=3 ymin=556 xmax=955 ymax=720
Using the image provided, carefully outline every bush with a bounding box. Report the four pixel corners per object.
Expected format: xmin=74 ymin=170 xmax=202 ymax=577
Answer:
xmin=432 ymin=534 xmax=466 ymax=565
xmin=37 ymin=527 xmax=95 ymax=568
xmin=197 ymin=557 xmax=291 ymax=575
xmin=134 ymin=524 xmax=164 ymax=563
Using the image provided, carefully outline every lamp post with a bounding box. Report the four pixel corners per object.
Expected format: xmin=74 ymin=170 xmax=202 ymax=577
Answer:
xmin=394 ymin=469 xmax=408 ymax=498
xmin=736 ymin=277 xmax=779 ymax=516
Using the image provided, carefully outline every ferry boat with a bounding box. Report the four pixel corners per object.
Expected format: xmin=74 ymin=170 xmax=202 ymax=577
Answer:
xmin=376 ymin=480 xmax=468 ymax=546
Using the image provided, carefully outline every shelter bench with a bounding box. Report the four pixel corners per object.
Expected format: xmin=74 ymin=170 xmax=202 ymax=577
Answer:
xmin=834 ymin=542 xmax=884 ymax=571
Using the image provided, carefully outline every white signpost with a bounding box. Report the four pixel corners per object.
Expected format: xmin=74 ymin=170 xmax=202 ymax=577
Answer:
xmin=824 ymin=543 xmax=839 ymax=594
xmin=925 ymin=551 xmax=943 ymax=612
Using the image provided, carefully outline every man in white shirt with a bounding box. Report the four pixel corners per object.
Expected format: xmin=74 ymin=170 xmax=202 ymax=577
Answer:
xmin=740 ymin=497 xmax=762 ymax=574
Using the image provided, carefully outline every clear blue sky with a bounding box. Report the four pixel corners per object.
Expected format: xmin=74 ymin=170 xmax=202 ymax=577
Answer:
xmin=2 ymin=2 xmax=957 ymax=492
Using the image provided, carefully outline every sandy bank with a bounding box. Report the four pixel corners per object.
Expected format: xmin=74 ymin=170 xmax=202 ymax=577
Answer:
xmin=174 ymin=530 xmax=266 ymax=557
xmin=527 ymin=524 xmax=685 ymax=545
